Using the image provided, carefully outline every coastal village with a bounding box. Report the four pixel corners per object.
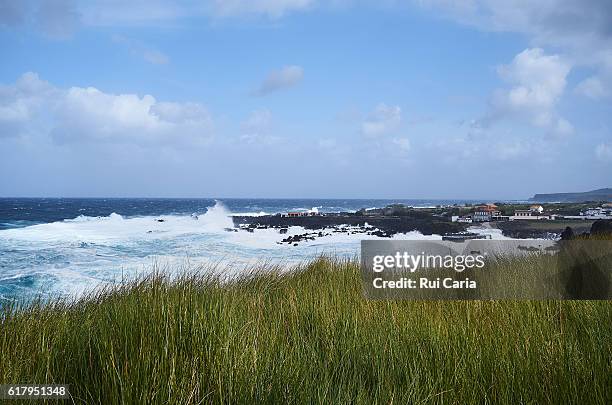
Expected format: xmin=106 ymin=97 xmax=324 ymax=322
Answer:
xmin=451 ymin=203 xmax=612 ymax=223
xmin=232 ymin=200 xmax=612 ymax=244
xmin=277 ymin=202 xmax=612 ymax=224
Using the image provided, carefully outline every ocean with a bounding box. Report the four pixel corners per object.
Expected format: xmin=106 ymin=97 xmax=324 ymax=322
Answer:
xmin=0 ymin=198 xmax=493 ymax=303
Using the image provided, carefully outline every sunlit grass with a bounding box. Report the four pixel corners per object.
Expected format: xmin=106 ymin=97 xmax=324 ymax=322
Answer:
xmin=0 ymin=258 xmax=610 ymax=404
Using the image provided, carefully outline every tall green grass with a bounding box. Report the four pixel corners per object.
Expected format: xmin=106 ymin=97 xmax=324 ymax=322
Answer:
xmin=1 ymin=258 xmax=610 ymax=404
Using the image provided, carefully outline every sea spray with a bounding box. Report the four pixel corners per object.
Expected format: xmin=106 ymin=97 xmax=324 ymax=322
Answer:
xmin=199 ymin=201 xmax=234 ymax=231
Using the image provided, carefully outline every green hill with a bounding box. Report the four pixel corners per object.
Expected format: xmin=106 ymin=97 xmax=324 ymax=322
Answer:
xmin=531 ymin=188 xmax=612 ymax=202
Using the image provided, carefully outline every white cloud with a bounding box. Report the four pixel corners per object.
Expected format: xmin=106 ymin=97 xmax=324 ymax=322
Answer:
xmin=361 ymin=103 xmax=401 ymax=136
xmin=0 ymin=72 xmax=213 ymax=146
xmin=484 ymin=48 xmax=573 ymax=137
xmin=0 ymin=72 xmax=57 ymax=137
xmin=595 ymin=143 xmax=612 ymax=162
xmin=212 ymin=0 xmax=314 ymax=18
xmin=419 ymin=0 xmax=612 ymax=50
xmin=419 ymin=0 xmax=612 ymax=96
xmin=254 ymin=65 xmax=303 ymax=96
xmin=0 ymin=0 xmax=315 ymax=37
xmin=55 ymin=89 xmax=213 ymax=145
xmin=360 ymin=105 xmax=412 ymax=160
xmin=575 ymin=76 xmax=608 ymax=99
xmin=497 ymin=48 xmax=569 ymax=109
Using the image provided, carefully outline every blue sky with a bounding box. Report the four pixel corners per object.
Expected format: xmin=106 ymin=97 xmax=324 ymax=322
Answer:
xmin=0 ymin=0 xmax=611 ymax=199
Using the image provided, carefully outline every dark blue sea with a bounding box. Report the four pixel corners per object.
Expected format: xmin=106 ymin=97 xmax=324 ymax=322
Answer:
xmin=0 ymin=198 xmax=486 ymax=230
xmin=0 ymin=198 xmax=487 ymax=303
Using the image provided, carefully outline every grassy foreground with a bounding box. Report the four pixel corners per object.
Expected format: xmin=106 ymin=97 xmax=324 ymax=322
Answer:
xmin=1 ymin=258 xmax=611 ymax=404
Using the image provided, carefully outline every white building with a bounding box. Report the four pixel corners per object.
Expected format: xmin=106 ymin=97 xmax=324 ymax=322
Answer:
xmin=281 ymin=212 xmax=319 ymax=218
xmin=530 ymin=205 xmax=544 ymax=214
xmin=473 ymin=204 xmax=500 ymax=222
xmin=452 ymin=215 xmax=473 ymax=223
xmin=579 ymin=207 xmax=612 ymax=219
xmin=510 ymin=209 xmax=554 ymax=221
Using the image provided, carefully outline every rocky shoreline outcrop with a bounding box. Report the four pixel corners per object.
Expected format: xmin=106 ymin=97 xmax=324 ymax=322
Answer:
xmin=231 ymin=212 xmax=466 ymax=245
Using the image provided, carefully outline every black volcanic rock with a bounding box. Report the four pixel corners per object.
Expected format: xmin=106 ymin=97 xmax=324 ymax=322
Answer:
xmin=232 ymin=211 xmax=464 ymax=238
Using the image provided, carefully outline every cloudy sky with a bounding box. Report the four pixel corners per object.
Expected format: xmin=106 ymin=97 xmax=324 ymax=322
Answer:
xmin=0 ymin=0 xmax=611 ymax=199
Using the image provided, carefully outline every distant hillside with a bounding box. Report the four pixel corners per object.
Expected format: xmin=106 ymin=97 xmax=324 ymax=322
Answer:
xmin=530 ymin=188 xmax=612 ymax=203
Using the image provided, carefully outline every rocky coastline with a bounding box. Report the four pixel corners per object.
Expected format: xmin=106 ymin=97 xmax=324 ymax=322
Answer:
xmin=231 ymin=208 xmax=466 ymax=245
xmin=229 ymin=203 xmax=612 ymax=244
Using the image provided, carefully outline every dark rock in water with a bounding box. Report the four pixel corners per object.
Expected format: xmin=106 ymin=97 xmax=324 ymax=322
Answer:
xmin=280 ymin=233 xmax=319 ymax=245
xmin=442 ymin=232 xmax=491 ymax=241
xmin=157 ymin=219 xmax=165 ymax=223
xmin=590 ymin=219 xmax=612 ymax=235
xmin=224 ymin=227 xmax=238 ymax=232
xmin=369 ymin=230 xmax=388 ymax=238
xmin=280 ymin=228 xmax=288 ymax=234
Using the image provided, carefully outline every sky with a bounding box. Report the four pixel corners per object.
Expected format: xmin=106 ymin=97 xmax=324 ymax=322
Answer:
xmin=0 ymin=0 xmax=611 ymax=199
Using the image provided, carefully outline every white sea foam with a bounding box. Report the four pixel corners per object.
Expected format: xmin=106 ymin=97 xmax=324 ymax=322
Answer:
xmin=467 ymin=226 xmax=513 ymax=240
xmin=198 ymin=201 xmax=234 ymax=231
xmin=66 ymin=213 xmax=124 ymax=223
xmin=0 ymin=201 xmax=233 ymax=243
